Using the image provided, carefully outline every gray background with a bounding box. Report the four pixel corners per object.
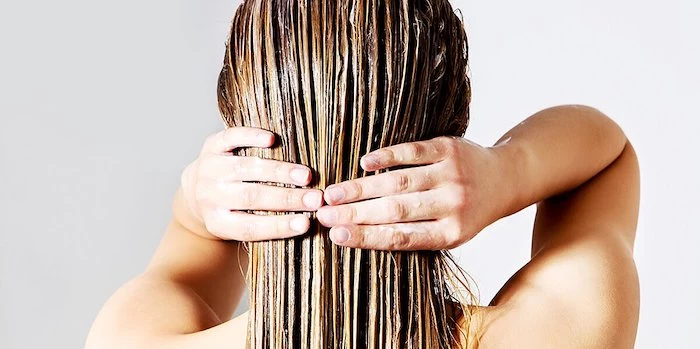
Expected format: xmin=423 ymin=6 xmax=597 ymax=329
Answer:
xmin=1 ymin=0 xmax=698 ymax=348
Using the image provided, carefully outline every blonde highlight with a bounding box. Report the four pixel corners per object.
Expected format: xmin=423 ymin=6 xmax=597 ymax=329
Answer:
xmin=217 ymin=0 xmax=477 ymax=347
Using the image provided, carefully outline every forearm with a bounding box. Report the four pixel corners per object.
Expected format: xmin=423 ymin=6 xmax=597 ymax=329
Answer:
xmin=86 ymin=191 xmax=250 ymax=348
xmin=494 ymin=105 xmax=628 ymax=215
xmin=148 ymin=207 xmax=249 ymax=321
xmin=87 ymin=126 xmax=320 ymax=348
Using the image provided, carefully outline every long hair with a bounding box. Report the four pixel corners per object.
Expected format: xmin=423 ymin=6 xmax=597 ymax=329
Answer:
xmin=217 ymin=0 xmax=477 ymax=347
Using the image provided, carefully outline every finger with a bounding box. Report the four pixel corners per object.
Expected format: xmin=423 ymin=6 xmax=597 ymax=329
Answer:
xmin=201 ymin=181 xmax=323 ymax=212
xmin=203 ymin=210 xmax=311 ymax=241
xmin=361 ymin=137 xmax=456 ymax=171
xmin=328 ymin=221 xmax=451 ymax=251
xmin=200 ymin=156 xmax=313 ymax=186
xmin=323 ymin=165 xmax=441 ymax=205
xmin=317 ymin=190 xmax=449 ymax=227
xmin=204 ymin=127 xmax=275 ymax=154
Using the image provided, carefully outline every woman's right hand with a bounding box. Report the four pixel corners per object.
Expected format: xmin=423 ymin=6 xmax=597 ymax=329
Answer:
xmin=177 ymin=127 xmax=323 ymax=241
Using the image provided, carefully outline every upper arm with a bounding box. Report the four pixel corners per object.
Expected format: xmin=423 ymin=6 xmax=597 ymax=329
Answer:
xmin=483 ymin=142 xmax=640 ymax=348
xmin=86 ymin=190 xmax=249 ymax=349
xmin=531 ymin=141 xmax=639 ymax=254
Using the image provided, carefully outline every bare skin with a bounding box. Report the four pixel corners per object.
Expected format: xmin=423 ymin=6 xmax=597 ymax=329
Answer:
xmin=85 ymin=105 xmax=640 ymax=349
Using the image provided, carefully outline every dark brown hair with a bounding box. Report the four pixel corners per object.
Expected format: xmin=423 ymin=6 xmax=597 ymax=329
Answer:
xmin=217 ymin=0 xmax=476 ymax=347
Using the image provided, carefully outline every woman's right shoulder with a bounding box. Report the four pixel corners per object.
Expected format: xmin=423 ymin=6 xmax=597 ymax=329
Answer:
xmin=463 ymin=143 xmax=641 ymax=349
xmin=470 ymin=252 xmax=638 ymax=348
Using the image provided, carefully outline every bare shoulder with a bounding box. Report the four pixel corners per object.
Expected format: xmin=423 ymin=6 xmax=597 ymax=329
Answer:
xmin=466 ymin=143 xmax=641 ymax=348
xmin=474 ymin=244 xmax=639 ymax=348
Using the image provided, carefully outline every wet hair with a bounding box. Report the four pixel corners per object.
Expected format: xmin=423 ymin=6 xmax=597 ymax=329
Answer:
xmin=217 ymin=0 xmax=476 ymax=347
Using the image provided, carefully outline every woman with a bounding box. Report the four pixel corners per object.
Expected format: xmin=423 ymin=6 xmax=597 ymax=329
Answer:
xmin=86 ymin=0 xmax=640 ymax=348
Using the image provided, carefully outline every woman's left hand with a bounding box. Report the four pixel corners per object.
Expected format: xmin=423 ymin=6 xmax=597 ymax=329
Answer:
xmin=316 ymin=136 xmax=515 ymax=251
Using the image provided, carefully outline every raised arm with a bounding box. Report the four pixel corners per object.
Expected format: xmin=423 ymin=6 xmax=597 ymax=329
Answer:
xmin=85 ymin=128 xmax=324 ymax=349
xmin=320 ymin=104 xmax=640 ymax=347
xmin=484 ymin=106 xmax=640 ymax=348
xmin=493 ymin=104 xmax=634 ymax=242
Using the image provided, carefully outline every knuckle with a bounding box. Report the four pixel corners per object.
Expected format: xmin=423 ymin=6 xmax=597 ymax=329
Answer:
xmin=246 ymin=157 xmax=267 ymax=178
xmin=380 ymin=148 xmax=396 ymax=163
xmin=228 ymin=161 xmax=244 ymax=180
xmin=221 ymin=126 xmax=236 ymax=141
xmin=216 ymin=131 xmax=228 ymax=149
xmin=201 ymin=157 xmax=224 ymax=180
xmin=204 ymin=133 xmax=220 ymax=148
xmin=436 ymin=135 xmax=453 ymax=147
xmin=180 ymin=172 xmax=190 ymax=194
xmin=426 ymin=139 xmax=443 ymax=156
xmin=406 ymin=143 xmax=424 ymax=161
xmin=203 ymin=213 xmax=223 ymax=237
xmin=237 ymin=220 xmax=256 ymax=241
xmin=439 ymin=137 xmax=458 ymax=155
xmin=181 ymin=160 xmax=197 ymax=185
xmin=421 ymin=170 xmax=438 ymax=189
xmin=443 ymin=159 xmax=465 ymax=182
xmin=278 ymin=217 xmax=295 ymax=237
xmin=352 ymin=227 xmax=366 ymax=247
xmin=196 ymin=157 xmax=213 ymax=176
xmin=388 ymin=231 xmax=411 ymax=250
xmin=273 ymin=161 xmax=286 ymax=179
xmin=448 ymin=187 xmax=470 ymax=211
xmin=238 ymin=185 xmax=258 ymax=207
xmin=446 ymin=144 xmax=459 ymax=158
xmin=277 ymin=217 xmax=290 ymax=236
xmin=437 ymin=220 xmax=461 ymax=249
xmin=444 ymin=230 xmax=463 ymax=249
xmin=388 ymin=199 xmax=409 ymax=221
xmin=285 ymin=189 xmax=299 ymax=207
xmin=393 ymin=172 xmax=411 ymax=192
xmin=343 ymin=205 xmax=357 ymax=223
xmin=346 ymin=181 xmax=363 ymax=200
xmin=204 ymin=221 xmax=219 ymax=237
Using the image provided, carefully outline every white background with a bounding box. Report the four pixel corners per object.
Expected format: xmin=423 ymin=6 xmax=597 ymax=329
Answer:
xmin=1 ymin=0 xmax=698 ymax=348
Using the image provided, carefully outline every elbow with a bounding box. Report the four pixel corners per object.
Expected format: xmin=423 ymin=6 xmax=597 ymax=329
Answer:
xmin=547 ymin=104 xmax=629 ymax=157
xmin=85 ymin=318 xmax=127 ymax=349
xmin=84 ymin=277 xmax=167 ymax=349
xmin=85 ymin=306 xmax=147 ymax=349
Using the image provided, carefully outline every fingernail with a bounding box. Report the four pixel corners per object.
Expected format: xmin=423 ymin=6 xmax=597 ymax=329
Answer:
xmin=325 ymin=186 xmax=344 ymax=203
xmin=289 ymin=216 xmax=309 ymax=234
xmin=303 ymin=191 xmax=322 ymax=209
xmin=290 ymin=167 xmax=310 ymax=185
xmin=316 ymin=207 xmax=338 ymax=226
xmin=361 ymin=154 xmax=380 ymax=170
xmin=331 ymin=227 xmax=350 ymax=244
xmin=258 ymin=133 xmax=273 ymax=144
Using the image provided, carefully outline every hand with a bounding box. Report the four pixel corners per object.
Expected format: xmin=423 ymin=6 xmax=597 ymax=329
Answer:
xmin=178 ymin=127 xmax=324 ymax=241
xmin=316 ymin=136 xmax=512 ymax=250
